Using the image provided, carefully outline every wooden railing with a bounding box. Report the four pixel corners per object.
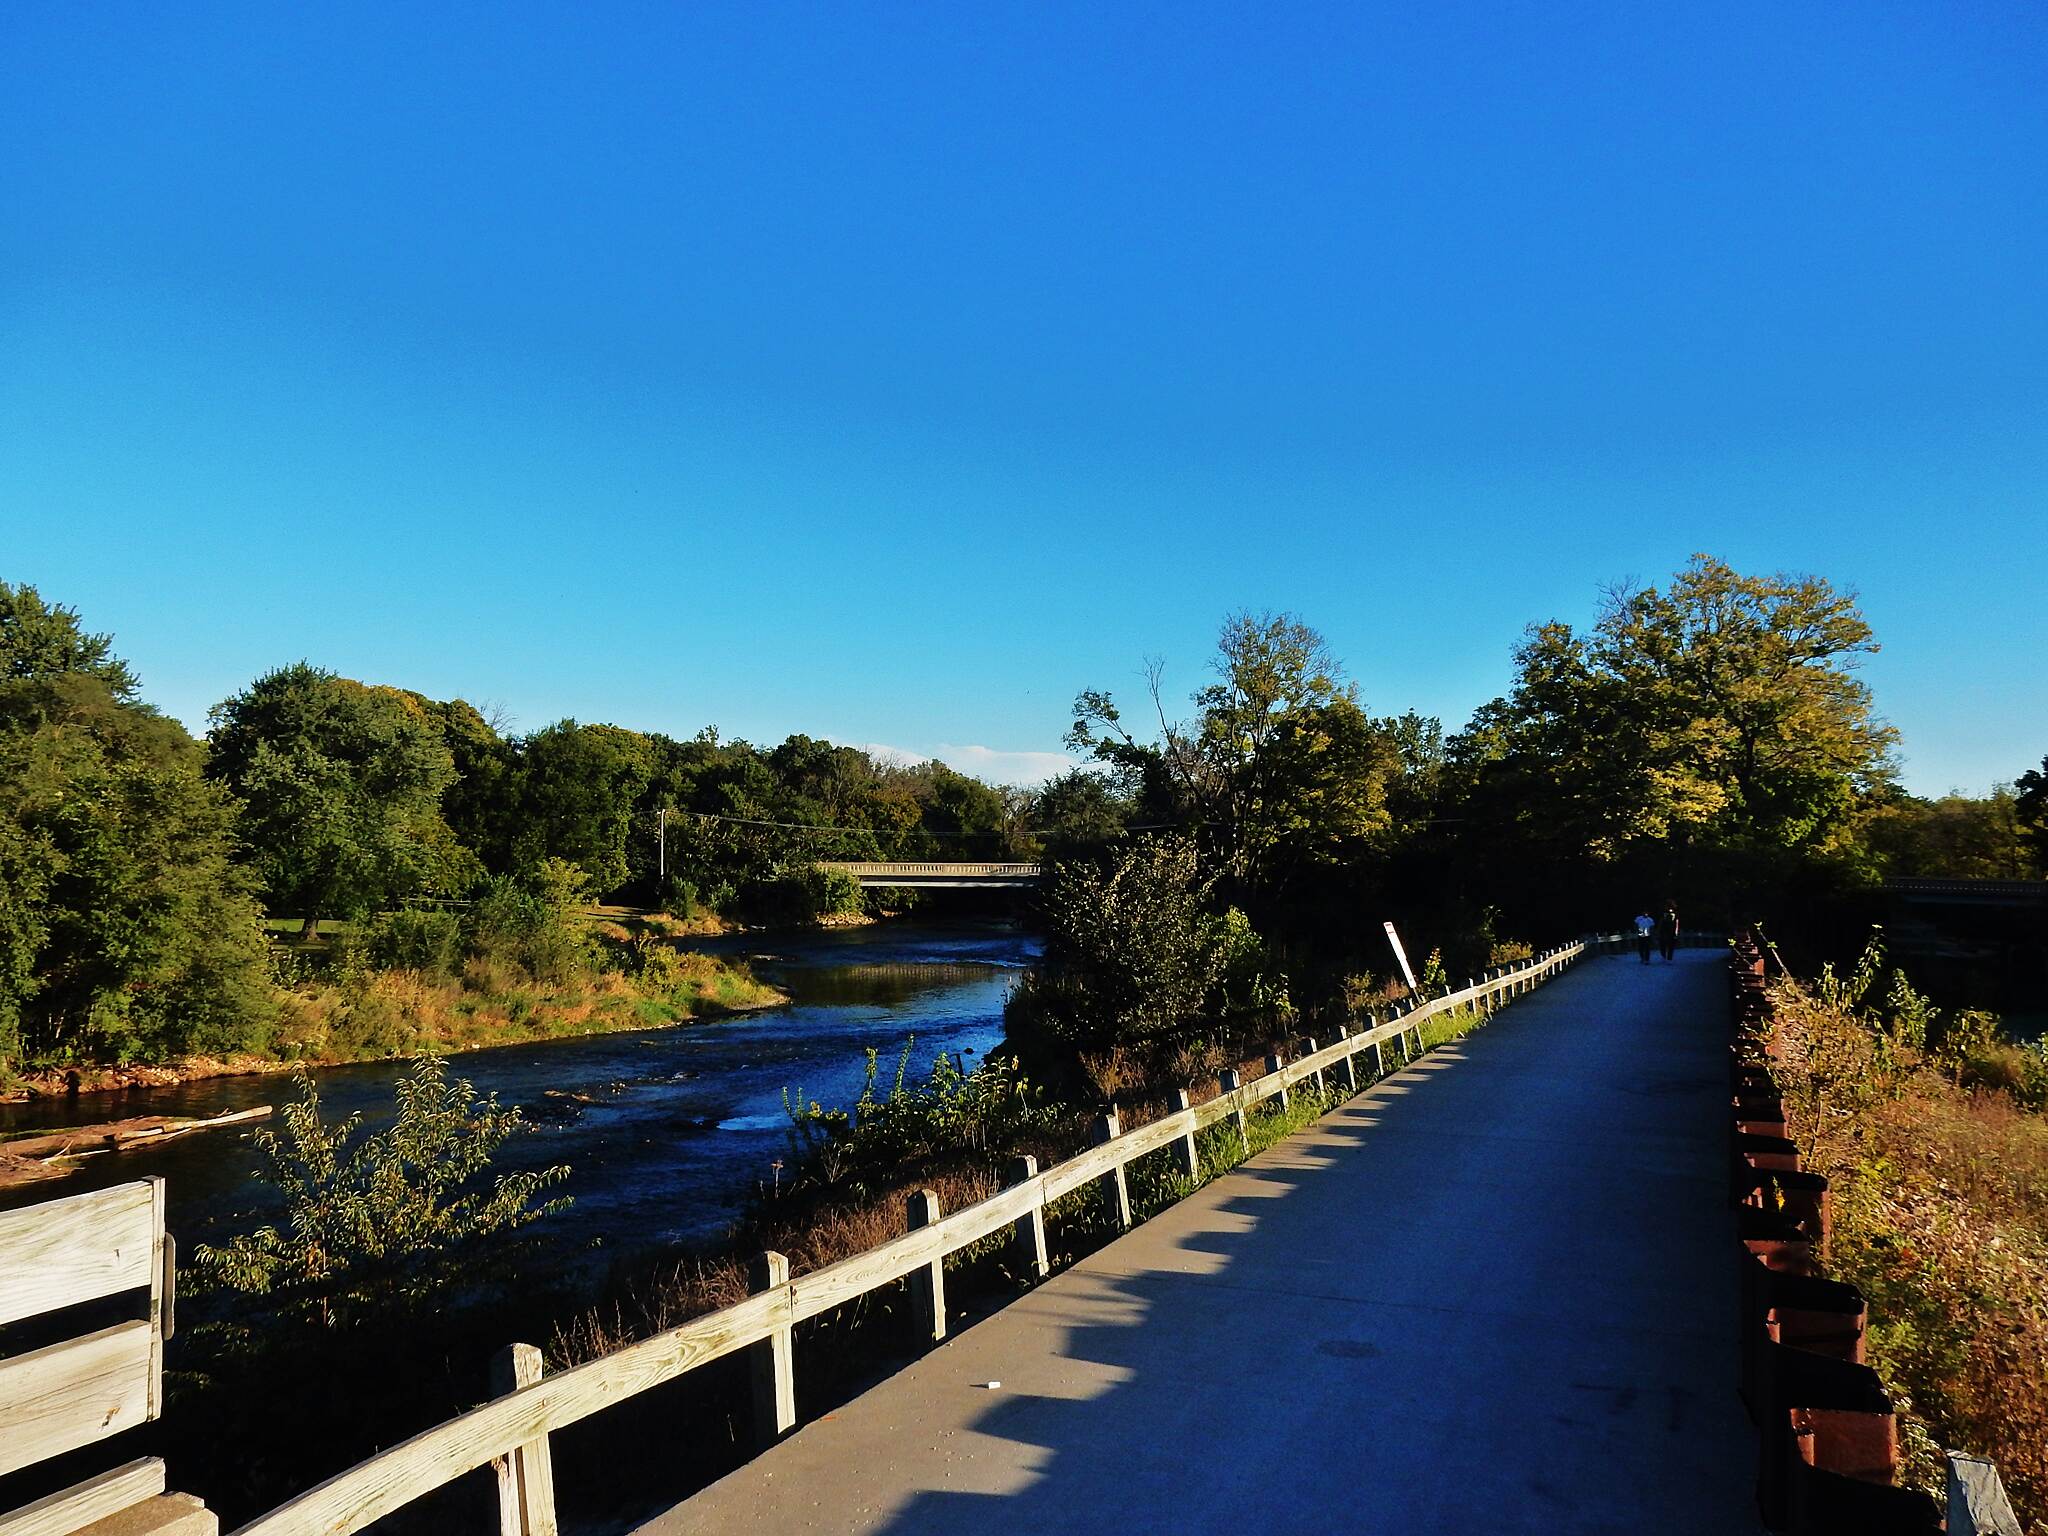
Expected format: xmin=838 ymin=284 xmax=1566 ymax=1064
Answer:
xmin=814 ymin=862 xmax=1043 ymax=883
xmin=231 ymin=942 xmax=1593 ymax=1536
xmin=0 ymin=1177 xmax=209 ymax=1535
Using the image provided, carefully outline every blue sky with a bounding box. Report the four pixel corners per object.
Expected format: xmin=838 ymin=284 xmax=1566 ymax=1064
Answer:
xmin=3 ymin=1 xmax=2043 ymax=792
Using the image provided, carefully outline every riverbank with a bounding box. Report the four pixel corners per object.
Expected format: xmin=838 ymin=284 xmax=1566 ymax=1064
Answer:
xmin=0 ymin=953 xmax=787 ymax=1104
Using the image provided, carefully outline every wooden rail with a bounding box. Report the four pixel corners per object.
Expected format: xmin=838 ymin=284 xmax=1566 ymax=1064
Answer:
xmin=0 ymin=1178 xmax=191 ymax=1535
xmin=231 ymin=942 xmax=1593 ymax=1536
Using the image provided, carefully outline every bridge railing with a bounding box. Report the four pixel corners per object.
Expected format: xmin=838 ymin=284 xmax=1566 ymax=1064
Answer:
xmin=815 ymin=861 xmax=1042 ymax=880
xmin=231 ymin=940 xmax=1597 ymax=1536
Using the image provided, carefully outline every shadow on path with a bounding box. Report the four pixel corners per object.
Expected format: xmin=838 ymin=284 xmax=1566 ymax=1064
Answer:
xmin=641 ymin=950 xmax=1761 ymax=1535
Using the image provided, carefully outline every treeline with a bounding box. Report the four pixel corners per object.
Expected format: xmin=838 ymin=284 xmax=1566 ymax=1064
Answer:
xmin=5 ymin=558 xmax=2042 ymax=1074
xmin=0 ymin=584 xmax=1032 ymax=1070
xmin=1007 ymin=556 xmax=2048 ymax=1090
xmin=202 ymin=661 xmax=1042 ymax=931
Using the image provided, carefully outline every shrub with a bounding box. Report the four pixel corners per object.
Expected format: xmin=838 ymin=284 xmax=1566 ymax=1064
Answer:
xmin=1214 ymin=906 xmax=1293 ymax=1023
xmin=1008 ymin=836 xmax=1229 ymax=1053
xmin=783 ymin=1042 xmax=1069 ymax=1198
xmin=188 ymin=1055 xmax=570 ymax=1326
xmin=366 ymin=907 xmax=462 ymax=977
xmin=1768 ymin=962 xmax=2048 ymax=1522
xmin=466 ymin=858 xmax=592 ymax=983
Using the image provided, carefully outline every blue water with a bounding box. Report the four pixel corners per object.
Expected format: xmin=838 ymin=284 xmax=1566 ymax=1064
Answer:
xmin=0 ymin=922 xmax=1039 ymax=1256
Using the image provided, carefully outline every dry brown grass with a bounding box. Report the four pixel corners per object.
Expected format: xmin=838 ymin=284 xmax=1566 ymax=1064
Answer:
xmin=1770 ymin=981 xmax=2048 ymax=1529
xmin=549 ymin=1165 xmax=1006 ymax=1364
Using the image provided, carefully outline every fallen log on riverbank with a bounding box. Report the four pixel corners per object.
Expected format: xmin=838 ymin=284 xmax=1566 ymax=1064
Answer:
xmin=0 ymin=1105 xmax=274 ymax=1189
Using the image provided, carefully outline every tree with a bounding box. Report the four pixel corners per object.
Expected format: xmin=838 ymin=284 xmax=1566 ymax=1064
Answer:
xmin=1862 ymin=787 xmax=2032 ymax=879
xmin=1068 ymin=611 xmax=1398 ymax=894
xmin=1031 ymin=768 xmax=1130 ymax=857
xmin=0 ymin=584 xmax=274 ymax=1065
xmin=1007 ymin=835 xmax=1230 ymax=1055
xmin=0 ymin=583 xmax=139 ymax=698
xmin=207 ymin=664 xmax=475 ymax=934
xmin=1463 ymin=557 xmax=1897 ymax=859
xmin=2017 ymin=756 xmax=2048 ymax=874
xmin=504 ymin=721 xmax=655 ymax=896
xmin=189 ymin=1055 xmax=568 ymax=1326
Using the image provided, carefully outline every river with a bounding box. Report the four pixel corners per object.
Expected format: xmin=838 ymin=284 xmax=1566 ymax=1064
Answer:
xmin=0 ymin=922 xmax=1038 ymax=1262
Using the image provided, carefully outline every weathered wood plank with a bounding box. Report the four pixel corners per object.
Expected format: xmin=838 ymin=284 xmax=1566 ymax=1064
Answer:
xmin=0 ymin=1179 xmax=158 ymax=1328
xmin=1207 ymin=1070 xmax=1249 ymax=1149
xmin=1168 ymin=1090 xmax=1199 ymax=1179
xmin=1946 ymin=1452 xmax=2022 ymax=1536
xmin=0 ymin=1456 xmax=165 ymax=1536
xmin=788 ymin=1181 xmax=1041 ymax=1323
xmin=233 ymin=1291 xmax=787 ymax=1536
xmin=1093 ymin=1113 xmax=1132 ymax=1230
xmin=1006 ymin=1155 xmax=1048 ymax=1280
xmin=1264 ymin=1053 xmax=1289 ymax=1112
xmin=0 ymin=1320 xmax=156 ymax=1477
xmin=147 ymin=1177 xmax=165 ymax=1417
xmin=1039 ymin=1113 xmax=1190 ymax=1203
xmin=746 ymin=1254 xmax=795 ymax=1446
xmin=490 ymin=1344 xmax=556 ymax=1536
xmin=906 ymin=1192 xmax=945 ymax=1343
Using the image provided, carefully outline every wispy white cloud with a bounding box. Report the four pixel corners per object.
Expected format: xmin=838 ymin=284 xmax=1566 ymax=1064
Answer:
xmin=856 ymin=742 xmax=1083 ymax=787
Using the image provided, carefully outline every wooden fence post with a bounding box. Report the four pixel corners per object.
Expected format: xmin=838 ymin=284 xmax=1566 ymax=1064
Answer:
xmin=748 ymin=1251 xmax=796 ymax=1445
xmin=1264 ymin=1052 xmax=1289 ymax=1112
xmin=491 ymin=1343 xmax=558 ymax=1536
xmin=1304 ymin=1037 xmax=1324 ymax=1096
xmin=1170 ymin=1089 xmax=1199 ymax=1180
xmin=1946 ymin=1451 xmax=2022 ymax=1535
xmin=1006 ymin=1154 xmax=1048 ymax=1280
xmin=1093 ymin=1112 xmax=1133 ymax=1229
xmin=1334 ymin=1025 xmax=1357 ymax=1092
xmin=1219 ymin=1070 xmax=1248 ymax=1155
xmin=906 ymin=1189 xmax=946 ymax=1343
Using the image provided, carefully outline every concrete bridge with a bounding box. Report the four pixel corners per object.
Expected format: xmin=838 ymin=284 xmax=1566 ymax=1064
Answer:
xmin=46 ymin=937 xmax=2001 ymax=1535
xmin=817 ymin=861 xmax=1043 ymax=888
xmin=643 ymin=949 xmax=1766 ymax=1534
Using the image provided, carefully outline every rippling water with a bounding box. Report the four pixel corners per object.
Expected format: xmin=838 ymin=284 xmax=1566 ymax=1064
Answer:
xmin=0 ymin=922 xmax=1040 ymax=1257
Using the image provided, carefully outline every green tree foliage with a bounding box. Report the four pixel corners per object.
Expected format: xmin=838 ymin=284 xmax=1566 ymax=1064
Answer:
xmin=0 ymin=583 xmax=140 ymax=696
xmin=782 ymin=1042 xmax=1065 ymax=1197
xmin=466 ymin=856 xmax=595 ymax=984
xmin=1069 ymin=612 xmax=1400 ymax=895
xmin=207 ymin=664 xmax=477 ymax=931
xmin=2015 ymin=755 xmax=2048 ymax=874
xmin=1440 ymin=557 xmax=1900 ymax=932
xmin=504 ymin=720 xmax=655 ymax=894
xmin=1861 ymin=786 xmax=2034 ymax=879
xmin=0 ymin=584 xmax=274 ymax=1066
xmin=1030 ymin=768 xmax=1131 ymax=857
xmin=1008 ymin=835 xmax=1233 ymax=1054
xmin=189 ymin=1054 xmax=569 ymax=1325
xmin=1464 ymin=557 xmax=1897 ymax=859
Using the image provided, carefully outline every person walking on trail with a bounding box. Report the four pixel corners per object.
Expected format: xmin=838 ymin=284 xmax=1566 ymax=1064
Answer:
xmin=1633 ymin=910 xmax=1655 ymax=964
xmin=1657 ymin=906 xmax=1680 ymax=962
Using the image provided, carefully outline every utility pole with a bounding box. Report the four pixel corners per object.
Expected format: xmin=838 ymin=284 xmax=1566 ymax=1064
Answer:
xmin=658 ymin=807 xmax=667 ymax=886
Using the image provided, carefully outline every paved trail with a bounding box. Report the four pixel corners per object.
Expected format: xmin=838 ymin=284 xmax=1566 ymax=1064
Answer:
xmin=642 ymin=948 xmax=1760 ymax=1535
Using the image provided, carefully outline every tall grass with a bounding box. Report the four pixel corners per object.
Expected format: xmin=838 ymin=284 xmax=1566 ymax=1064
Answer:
xmin=1768 ymin=966 xmax=2048 ymax=1526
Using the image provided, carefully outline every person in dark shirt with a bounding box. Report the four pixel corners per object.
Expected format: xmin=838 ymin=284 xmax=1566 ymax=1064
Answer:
xmin=1656 ymin=906 xmax=1680 ymax=961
